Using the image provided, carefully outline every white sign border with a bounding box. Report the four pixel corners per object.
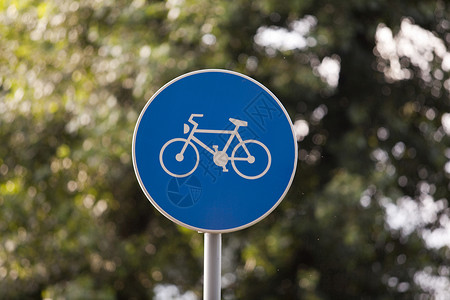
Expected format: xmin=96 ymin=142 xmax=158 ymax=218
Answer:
xmin=132 ymin=69 xmax=298 ymax=233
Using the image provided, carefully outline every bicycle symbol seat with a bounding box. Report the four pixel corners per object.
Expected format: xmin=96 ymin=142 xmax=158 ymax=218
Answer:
xmin=159 ymin=114 xmax=271 ymax=180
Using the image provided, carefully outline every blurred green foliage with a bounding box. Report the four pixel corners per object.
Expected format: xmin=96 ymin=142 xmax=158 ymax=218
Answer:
xmin=0 ymin=0 xmax=449 ymax=299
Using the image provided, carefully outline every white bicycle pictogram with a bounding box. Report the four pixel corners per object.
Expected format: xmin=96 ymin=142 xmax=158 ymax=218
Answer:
xmin=159 ymin=114 xmax=271 ymax=180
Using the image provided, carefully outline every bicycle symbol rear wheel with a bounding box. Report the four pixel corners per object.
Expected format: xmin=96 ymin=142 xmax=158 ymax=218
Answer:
xmin=160 ymin=138 xmax=199 ymax=177
xmin=231 ymin=140 xmax=271 ymax=180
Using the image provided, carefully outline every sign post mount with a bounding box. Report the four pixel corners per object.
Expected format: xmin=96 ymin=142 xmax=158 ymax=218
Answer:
xmin=132 ymin=69 xmax=297 ymax=299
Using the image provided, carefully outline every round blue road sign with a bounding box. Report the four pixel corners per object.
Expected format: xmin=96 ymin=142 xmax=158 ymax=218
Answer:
xmin=132 ymin=69 xmax=297 ymax=233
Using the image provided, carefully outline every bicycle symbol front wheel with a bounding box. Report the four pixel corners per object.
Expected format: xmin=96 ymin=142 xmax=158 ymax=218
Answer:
xmin=231 ymin=140 xmax=271 ymax=180
xmin=160 ymin=138 xmax=199 ymax=177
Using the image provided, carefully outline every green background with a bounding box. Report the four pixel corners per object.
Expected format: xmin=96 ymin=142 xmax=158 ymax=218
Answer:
xmin=0 ymin=0 xmax=449 ymax=299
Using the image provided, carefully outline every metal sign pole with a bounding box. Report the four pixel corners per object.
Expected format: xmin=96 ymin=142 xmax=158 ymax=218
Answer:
xmin=133 ymin=70 xmax=297 ymax=298
xmin=204 ymin=232 xmax=221 ymax=300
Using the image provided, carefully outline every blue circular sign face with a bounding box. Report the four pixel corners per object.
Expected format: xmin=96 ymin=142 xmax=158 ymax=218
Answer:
xmin=132 ymin=70 xmax=297 ymax=233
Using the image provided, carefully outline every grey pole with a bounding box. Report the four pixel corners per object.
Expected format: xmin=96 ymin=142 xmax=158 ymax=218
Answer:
xmin=203 ymin=232 xmax=222 ymax=300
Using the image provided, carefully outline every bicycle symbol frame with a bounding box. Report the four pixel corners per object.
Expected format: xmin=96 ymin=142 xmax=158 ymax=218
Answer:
xmin=159 ymin=114 xmax=271 ymax=180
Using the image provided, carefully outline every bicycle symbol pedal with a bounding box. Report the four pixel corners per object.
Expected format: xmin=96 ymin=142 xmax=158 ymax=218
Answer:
xmin=159 ymin=114 xmax=271 ymax=180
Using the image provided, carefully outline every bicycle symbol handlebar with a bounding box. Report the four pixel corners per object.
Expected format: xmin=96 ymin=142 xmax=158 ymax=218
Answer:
xmin=159 ymin=114 xmax=271 ymax=180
